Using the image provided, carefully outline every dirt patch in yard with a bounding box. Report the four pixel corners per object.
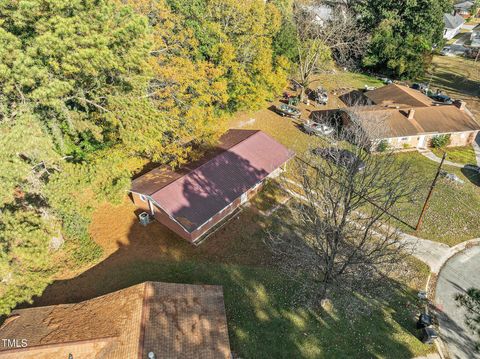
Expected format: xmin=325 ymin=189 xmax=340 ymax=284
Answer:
xmin=88 ymin=198 xmax=274 ymax=267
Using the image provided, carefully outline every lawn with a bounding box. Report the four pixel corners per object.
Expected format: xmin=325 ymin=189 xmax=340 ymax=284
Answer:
xmin=27 ymin=199 xmax=434 ymax=358
xmin=391 ymin=152 xmax=480 ymax=245
xmin=421 ymin=55 xmax=480 ymax=117
xmin=431 ymin=145 xmax=478 ymax=166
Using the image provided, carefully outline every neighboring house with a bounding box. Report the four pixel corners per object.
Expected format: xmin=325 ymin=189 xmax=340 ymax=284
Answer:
xmin=443 ymin=13 xmax=466 ymax=39
xmin=302 ymin=0 xmax=348 ymax=25
xmin=130 ymin=129 xmax=294 ymax=244
xmin=330 ymin=84 xmax=480 ymax=151
xmin=470 ymin=30 xmax=480 ymax=47
xmin=454 ymin=1 xmax=475 ymax=17
xmin=0 ymin=282 xmax=231 ymax=359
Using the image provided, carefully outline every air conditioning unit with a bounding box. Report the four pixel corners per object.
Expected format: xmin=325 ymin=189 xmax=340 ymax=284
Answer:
xmin=138 ymin=212 xmax=151 ymax=226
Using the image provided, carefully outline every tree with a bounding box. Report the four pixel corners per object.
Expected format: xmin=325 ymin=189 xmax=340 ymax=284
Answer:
xmin=455 ymin=288 xmax=480 ymax=351
xmin=292 ymin=1 xmax=367 ymax=100
xmin=0 ymin=0 xmax=154 ymax=315
xmin=166 ymin=0 xmax=289 ymax=110
xmin=352 ymin=0 xmax=452 ymax=78
xmin=266 ymin=118 xmax=419 ymax=303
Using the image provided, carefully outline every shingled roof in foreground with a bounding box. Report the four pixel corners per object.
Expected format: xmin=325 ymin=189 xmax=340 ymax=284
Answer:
xmin=0 ymin=282 xmax=231 ymax=359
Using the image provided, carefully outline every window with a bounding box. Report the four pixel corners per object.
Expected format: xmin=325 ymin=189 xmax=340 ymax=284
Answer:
xmin=400 ymin=137 xmax=408 ymax=141
xmin=139 ymin=194 xmax=147 ymax=202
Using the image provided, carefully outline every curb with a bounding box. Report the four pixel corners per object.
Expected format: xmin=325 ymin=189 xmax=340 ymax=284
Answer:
xmin=426 ymin=238 xmax=480 ymax=359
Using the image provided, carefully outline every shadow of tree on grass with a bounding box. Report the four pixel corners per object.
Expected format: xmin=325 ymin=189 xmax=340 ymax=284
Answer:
xmin=19 ymin=201 xmax=433 ymax=358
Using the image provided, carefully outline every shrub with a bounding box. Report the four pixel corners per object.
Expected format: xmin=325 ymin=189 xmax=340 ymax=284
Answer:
xmin=430 ymin=134 xmax=451 ymax=148
xmin=376 ymin=140 xmax=389 ymax=152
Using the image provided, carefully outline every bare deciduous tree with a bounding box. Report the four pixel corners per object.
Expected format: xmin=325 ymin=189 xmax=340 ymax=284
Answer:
xmin=293 ymin=0 xmax=367 ymax=100
xmin=266 ymin=116 xmax=420 ymax=306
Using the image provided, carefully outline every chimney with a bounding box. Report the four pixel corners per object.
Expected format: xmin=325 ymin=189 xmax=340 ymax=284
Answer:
xmin=454 ymin=100 xmax=466 ymax=111
xmin=408 ymin=109 xmax=415 ymax=120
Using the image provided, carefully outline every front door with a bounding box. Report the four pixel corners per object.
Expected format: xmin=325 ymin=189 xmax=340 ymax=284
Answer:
xmin=418 ymin=135 xmax=426 ymax=149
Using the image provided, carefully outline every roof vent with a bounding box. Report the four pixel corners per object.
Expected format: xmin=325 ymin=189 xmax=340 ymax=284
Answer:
xmin=408 ymin=109 xmax=415 ymax=120
xmin=453 ymin=100 xmax=466 ymax=111
xmin=148 ymin=352 xmax=156 ymax=359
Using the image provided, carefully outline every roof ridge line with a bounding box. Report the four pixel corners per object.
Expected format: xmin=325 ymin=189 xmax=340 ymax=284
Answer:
xmin=150 ymin=130 xmax=261 ymax=197
xmin=137 ymin=282 xmax=151 ymax=359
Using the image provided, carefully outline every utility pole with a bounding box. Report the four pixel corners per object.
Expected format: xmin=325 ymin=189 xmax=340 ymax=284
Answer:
xmin=416 ymin=152 xmax=446 ymax=231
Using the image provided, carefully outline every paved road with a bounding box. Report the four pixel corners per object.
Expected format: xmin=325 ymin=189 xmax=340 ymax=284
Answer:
xmin=435 ymin=246 xmax=480 ymax=359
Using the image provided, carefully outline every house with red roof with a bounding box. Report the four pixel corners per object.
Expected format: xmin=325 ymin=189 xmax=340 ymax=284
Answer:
xmin=130 ymin=129 xmax=294 ymax=244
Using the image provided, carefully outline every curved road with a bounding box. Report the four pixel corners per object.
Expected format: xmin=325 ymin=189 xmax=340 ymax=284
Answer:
xmin=435 ymin=246 xmax=480 ymax=359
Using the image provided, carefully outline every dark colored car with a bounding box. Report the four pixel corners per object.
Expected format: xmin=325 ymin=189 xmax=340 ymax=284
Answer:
xmin=420 ymin=327 xmax=438 ymax=344
xmin=411 ymin=83 xmax=429 ymax=93
xmin=430 ymin=93 xmax=453 ymax=104
xmin=416 ymin=313 xmax=433 ymax=329
xmin=313 ymin=148 xmax=366 ymax=172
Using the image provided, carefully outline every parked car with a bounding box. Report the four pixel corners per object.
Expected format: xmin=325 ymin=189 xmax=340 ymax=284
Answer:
xmin=416 ymin=313 xmax=433 ymax=329
xmin=312 ymin=86 xmax=328 ymax=105
xmin=303 ymin=121 xmax=334 ymax=136
xmin=430 ymin=93 xmax=453 ymax=104
xmin=440 ymin=46 xmax=454 ymax=56
xmin=312 ymin=148 xmax=366 ymax=172
xmin=411 ymin=83 xmax=429 ymax=93
xmin=420 ymin=327 xmax=438 ymax=344
xmin=276 ymin=103 xmax=301 ymax=118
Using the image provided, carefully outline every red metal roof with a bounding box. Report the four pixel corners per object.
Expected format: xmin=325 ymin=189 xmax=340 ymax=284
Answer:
xmin=141 ymin=130 xmax=294 ymax=232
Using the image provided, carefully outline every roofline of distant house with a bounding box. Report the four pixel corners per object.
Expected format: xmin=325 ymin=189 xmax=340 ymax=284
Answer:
xmin=0 ymin=336 xmax=117 ymax=355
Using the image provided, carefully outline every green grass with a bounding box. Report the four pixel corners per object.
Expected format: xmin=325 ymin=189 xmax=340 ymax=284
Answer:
xmin=431 ymin=145 xmax=478 ymax=166
xmin=392 ymin=152 xmax=480 ymax=245
xmin=55 ymin=251 xmax=433 ymax=358
xmin=421 ymin=56 xmax=480 ymax=117
xmin=33 ymin=197 xmax=435 ymax=358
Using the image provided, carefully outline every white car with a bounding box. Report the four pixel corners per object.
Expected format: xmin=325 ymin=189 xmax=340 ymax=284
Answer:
xmin=303 ymin=121 xmax=334 ymax=136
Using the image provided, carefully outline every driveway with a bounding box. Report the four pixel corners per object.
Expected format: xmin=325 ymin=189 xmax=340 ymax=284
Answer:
xmin=435 ymin=246 xmax=480 ymax=359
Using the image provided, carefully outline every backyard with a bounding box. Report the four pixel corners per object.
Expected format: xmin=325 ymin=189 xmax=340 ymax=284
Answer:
xmin=27 ymin=197 xmax=434 ymax=358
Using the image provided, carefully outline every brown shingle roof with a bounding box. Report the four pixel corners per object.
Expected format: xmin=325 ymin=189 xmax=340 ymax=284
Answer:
xmin=0 ymin=282 xmax=231 ymax=359
xmin=365 ymin=84 xmax=434 ymax=108
xmin=352 ymin=104 xmax=480 ymax=138
xmin=349 ymin=84 xmax=480 ymax=138
xmin=131 ymin=129 xmax=294 ymax=232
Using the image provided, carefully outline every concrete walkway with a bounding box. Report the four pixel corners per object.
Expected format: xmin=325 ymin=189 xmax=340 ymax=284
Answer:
xmin=419 ymin=150 xmax=465 ymax=168
xmin=282 ymin=178 xmax=480 ymax=357
xmin=399 ymin=234 xmax=480 ymax=274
